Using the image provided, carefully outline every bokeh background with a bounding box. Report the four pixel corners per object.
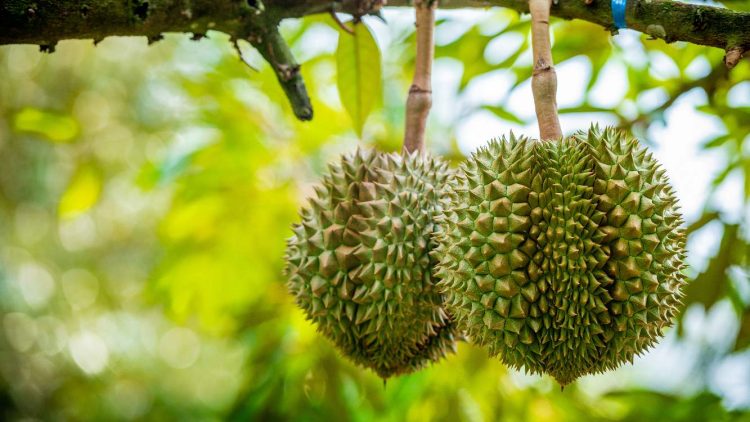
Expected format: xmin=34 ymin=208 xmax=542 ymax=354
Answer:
xmin=1 ymin=6 xmax=749 ymax=421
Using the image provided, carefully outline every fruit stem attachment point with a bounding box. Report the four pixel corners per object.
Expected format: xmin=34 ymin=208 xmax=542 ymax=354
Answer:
xmin=529 ymin=0 xmax=562 ymax=141
xmin=403 ymin=0 xmax=437 ymax=155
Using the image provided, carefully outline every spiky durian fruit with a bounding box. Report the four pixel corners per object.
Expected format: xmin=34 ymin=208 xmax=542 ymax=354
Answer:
xmin=285 ymin=149 xmax=459 ymax=378
xmin=434 ymin=126 xmax=686 ymax=385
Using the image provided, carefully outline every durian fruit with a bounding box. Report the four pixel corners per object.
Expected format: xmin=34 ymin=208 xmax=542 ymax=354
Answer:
xmin=434 ymin=126 xmax=686 ymax=385
xmin=285 ymin=149 xmax=459 ymax=378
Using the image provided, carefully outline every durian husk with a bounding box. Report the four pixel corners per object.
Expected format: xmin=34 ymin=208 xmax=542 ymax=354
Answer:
xmin=286 ymin=149 xmax=459 ymax=378
xmin=434 ymin=126 xmax=686 ymax=385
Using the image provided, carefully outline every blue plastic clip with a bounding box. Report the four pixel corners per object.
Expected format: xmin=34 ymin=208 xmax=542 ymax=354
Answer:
xmin=612 ymin=0 xmax=627 ymax=29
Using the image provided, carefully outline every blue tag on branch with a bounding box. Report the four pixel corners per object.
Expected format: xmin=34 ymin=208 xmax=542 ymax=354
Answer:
xmin=612 ymin=0 xmax=627 ymax=29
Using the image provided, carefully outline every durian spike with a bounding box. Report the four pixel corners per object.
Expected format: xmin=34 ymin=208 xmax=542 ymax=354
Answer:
xmin=529 ymin=0 xmax=562 ymax=141
xmin=403 ymin=0 xmax=437 ymax=155
xmin=286 ymin=150 xmax=458 ymax=378
xmin=433 ymin=130 xmax=686 ymax=386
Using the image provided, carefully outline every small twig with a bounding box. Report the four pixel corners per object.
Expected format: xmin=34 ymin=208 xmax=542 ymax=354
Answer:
xmin=403 ymin=0 xmax=436 ymax=155
xmin=247 ymin=22 xmax=313 ymax=121
xmin=529 ymin=0 xmax=562 ymax=140
xmin=725 ymin=46 xmax=745 ymax=69
xmin=329 ymin=10 xmax=355 ymax=35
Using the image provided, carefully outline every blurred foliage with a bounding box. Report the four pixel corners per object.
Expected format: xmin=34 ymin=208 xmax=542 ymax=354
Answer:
xmin=0 ymin=5 xmax=749 ymax=421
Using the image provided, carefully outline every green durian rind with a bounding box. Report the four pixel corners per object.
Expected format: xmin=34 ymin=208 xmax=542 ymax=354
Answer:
xmin=286 ymin=149 xmax=459 ymax=378
xmin=434 ymin=126 xmax=686 ymax=385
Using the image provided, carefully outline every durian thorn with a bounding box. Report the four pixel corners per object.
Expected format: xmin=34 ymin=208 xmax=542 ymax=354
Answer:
xmin=402 ymin=0 xmax=437 ymax=155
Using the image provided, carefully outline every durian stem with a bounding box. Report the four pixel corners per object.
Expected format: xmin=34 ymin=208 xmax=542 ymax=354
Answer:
xmin=529 ymin=0 xmax=562 ymax=141
xmin=402 ymin=0 xmax=437 ymax=155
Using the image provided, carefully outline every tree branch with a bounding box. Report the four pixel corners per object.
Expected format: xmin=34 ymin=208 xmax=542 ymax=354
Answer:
xmin=2 ymin=0 xmax=748 ymax=120
xmin=247 ymin=19 xmax=313 ymax=120
xmin=3 ymin=1 xmax=747 ymax=51
xmin=403 ymin=0 xmax=436 ymax=155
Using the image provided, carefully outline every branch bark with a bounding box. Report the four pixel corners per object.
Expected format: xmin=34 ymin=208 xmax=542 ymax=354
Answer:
xmin=403 ymin=0 xmax=436 ymax=155
xmin=529 ymin=0 xmax=562 ymax=141
xmin=2 ymin=1 xmax=748 ymax=51
xmin=2 ymin=0 xmax=748 ymax=120
xmin=249 ymin=20 xmax=313 ymax=120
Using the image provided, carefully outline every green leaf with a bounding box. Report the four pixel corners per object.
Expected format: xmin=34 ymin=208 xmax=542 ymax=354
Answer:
xmin=682 ymin=224 xmax=739 ymax=311
xmin=735 ymin=309 xmax=750 ymax=351
xmin=59 ymin=165 xmax=102 ymax=219
xmin=712 ymin=159 xmax=739 ymax=187
xmin=603 ymin=390 xmax=728 ymax=420
xmin=482 ymin=105 xmax=524 ymax=124
xmin=701 ymin=133 xmax=731 ymax=149
xmin=13 ymin=107 xmax=79 ymax=143
xmin=558 ymin=105 xmax=615 ymax=114
xmin=435 ymin=26 xmax=495 ymax=90
xmin=335 ymin=21 xmax=382 ymax=138
xmin=686 ymin=211 xmax=720 ymax=235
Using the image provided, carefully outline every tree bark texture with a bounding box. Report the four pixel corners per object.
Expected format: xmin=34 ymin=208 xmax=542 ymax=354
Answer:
xmin=2 ymin=0 xmax=748 ymax=120
xmin=2 ymin=1 xmax=748 ymax=51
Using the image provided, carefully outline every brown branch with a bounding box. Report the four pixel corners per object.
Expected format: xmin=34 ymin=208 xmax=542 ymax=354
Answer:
xmin=2 ymin=1 xmax=748 ymax=54
xmin=403 ymin=0 xmax=437 ymax=155
xmin=529 ymin=0 xmax=562 ymax=141
xmin=247 ymin=20 xmax=313 ymax=120
xmin=1 ymin=0 xmax=748 ymax=121
xmin=725 ymin=47 xmax=745 ymax=69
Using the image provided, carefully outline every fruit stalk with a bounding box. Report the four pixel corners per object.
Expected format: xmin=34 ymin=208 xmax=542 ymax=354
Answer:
xmin=529 ymin=0 xmax=562 ymax=140
xmin=403 ymin=0 xmax=437 ymax=154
